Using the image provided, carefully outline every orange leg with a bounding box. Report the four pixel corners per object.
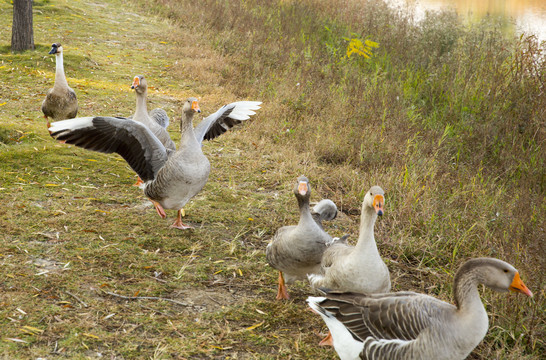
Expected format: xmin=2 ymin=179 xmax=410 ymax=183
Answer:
xmin=133 ymin=177 xmax=144 ymax=187
xmin=46 ymin=116 xmax=65 ymax=142
xmin=171 ymin=209 xmax=192 ymax=230
xmin=319 ymin=331 xmax=333 ymax=346
xmin=151 ymin=200 xmax=166 ymax=218
xmin=275 ymin=271 xmax=290 ymax=300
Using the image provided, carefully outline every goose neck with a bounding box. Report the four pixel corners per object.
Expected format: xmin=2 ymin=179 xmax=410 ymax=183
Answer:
xmin=354 ymin=206 xmax=378 ymax=252
xmin=179 ymin=112 xmax=198 ymax=147
xmin=453 ymin=270 xmax=482 ymax=312
xmin=53 ymin=52 xmax=69 ymax=90
xmin=134 ymin=91 xmax=148 ymax=119
xmin=297 ymin=194 xmax=313 ymax=226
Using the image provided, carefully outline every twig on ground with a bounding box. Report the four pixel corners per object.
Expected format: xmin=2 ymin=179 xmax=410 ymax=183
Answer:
xmin=64 ymin=290 xmax=88 ymax=308
xmin=206 ymin=294 xmax=222 ymax=305
xmin=147 ymin=275 xmax=168 ymax=283
xmin=99 ymin=289 xmax=190 ymax=307
xmin=139 ymin=303 xmax=171 ymax=317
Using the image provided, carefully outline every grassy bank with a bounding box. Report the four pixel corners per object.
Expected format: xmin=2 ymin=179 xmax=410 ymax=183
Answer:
xmin=0 ymin=0 xmax=544 ymax=358
xmin=140 ymin=0 xmax=545 ymax=357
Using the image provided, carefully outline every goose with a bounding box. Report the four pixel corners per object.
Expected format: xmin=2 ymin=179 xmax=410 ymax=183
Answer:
xmin=308 ymin=186 xmax=390 ymax=346
xmin=130 ymin=75 xmax=174 ymax=187
xmin=311 ymin=199 xmax=338 ymax=229
xmin=308 ymin=185 xmax=390 ymax=294
xmin=49 ymin=97 xmax=261 ymax=229
xmin=266 ymin=176 xmax=333 ymax=300
xmin=42 ymin=43 xmax=78 ymax=126
xmin=307 ymin=257 xmax=533 ymax=360
xmin=130 ymin=75 xmax=175 ymax=152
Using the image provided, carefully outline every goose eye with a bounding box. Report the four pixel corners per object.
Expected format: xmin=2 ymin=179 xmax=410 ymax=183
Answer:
xmin=503 ymin=269 xmax=508 ymax=273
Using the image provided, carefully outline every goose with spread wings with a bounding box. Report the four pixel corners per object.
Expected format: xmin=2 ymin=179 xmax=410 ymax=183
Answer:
xmin=49 ymin=97 xmax=261 ymax=229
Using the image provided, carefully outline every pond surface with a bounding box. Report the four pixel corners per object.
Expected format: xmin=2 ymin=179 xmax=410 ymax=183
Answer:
xmin=388 ymin=0 xmax=546 ymax=42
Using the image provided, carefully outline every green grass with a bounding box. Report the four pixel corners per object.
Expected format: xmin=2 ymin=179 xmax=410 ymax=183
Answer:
xmin=0 ymin=0 xmax=544 ymax=358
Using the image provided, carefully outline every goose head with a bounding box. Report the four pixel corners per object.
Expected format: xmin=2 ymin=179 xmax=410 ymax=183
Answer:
xmin=362 ymin=185 xmax=385 ymax=216
xmin=48 ymin=43 xmax=62 ymax=55
xmin=312 ymin=199 xmax=338 ymax=222
xmin=182 ymin=97 xmax=201 ymax=116
xmin=456 ymin=258 xmax=533 ymax=297
xmin=294 ymin=176 xmax=311 ymax=199
xmin=131 ymin=75 xmax=147 ymax=95
xmin=180 ymin=97 xmax=201 ymax=130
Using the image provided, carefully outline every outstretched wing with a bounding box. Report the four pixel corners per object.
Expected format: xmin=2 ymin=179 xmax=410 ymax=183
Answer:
xmin=49 ymin=116 xmax=168 ymax=182
xmin=193 ymin=101 xmax=261 ymax=144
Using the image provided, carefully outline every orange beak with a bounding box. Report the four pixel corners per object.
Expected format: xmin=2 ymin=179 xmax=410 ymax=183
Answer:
xmin=131 ymin=76 xmax=140 ymax=89
xmin=298 ymin=181 xmax=308 ymax=196
xmin=509 ymin=272 xmax=533 ymax=297
xmin=191 ymin=100 xmax=201 ymax=113
xmin=373 ymin=194 xmax=384 ymax=216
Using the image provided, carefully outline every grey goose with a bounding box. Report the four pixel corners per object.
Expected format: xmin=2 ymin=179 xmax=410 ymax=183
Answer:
xmin=130 ymin=75 xmax=174 ymax=186
xmin=308 ymin=258 xmax=533 ymax=360
xmin=308 ymin=185 xmax=390 ymax=346
xmin=49 ymin=97 xmax=261 ymax=229
xmin=308 ymin=186 xmax=390 ymax=295
xmin=130 ymin=75 xmax=175 ymax=152
xmin=266 ymin=176 xmax=333 ymax=299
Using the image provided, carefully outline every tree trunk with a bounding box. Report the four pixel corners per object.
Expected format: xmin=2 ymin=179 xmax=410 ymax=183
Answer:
xmin=11 ymin=0 xmax=34 ymax=52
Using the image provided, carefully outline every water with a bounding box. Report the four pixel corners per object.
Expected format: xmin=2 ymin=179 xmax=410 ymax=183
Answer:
xmin=388 ymin=0 xmax=546 ymax=42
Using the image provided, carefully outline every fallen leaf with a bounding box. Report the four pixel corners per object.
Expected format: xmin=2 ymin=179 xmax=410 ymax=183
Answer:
xmin=20 ymin=326 xmax=44 ymax=335
xmin=5 ymin=338 xmax=28 ymax=344
xmin=103 ymin=313 xmax=116 ymax=320
xmin=245 ymin=321 xmax=264 ymax=331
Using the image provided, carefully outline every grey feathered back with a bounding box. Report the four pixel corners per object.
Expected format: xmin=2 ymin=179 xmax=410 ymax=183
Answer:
xmin=149 ymin=108 xmax=170 ymax=129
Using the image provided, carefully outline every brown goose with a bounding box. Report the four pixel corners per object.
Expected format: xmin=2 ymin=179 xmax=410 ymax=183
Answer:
xmin=49 ymin=97 xmax=261 ymax=229
xmin=266 ymin=176 xmax=333 ymax=300
xmin=308 ymin=258 xmax=533 ymax=360
xmin=42 ymin=43 xmax=78 ymax=126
